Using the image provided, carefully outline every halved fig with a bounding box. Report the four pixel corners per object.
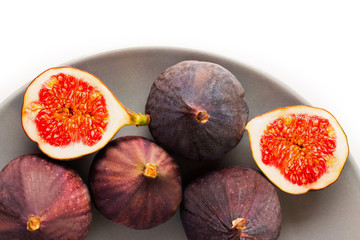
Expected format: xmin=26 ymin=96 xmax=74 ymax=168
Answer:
xmin=0 ymin=154 xmax=92 ymax=239
xmin=89 ymin=136 xmax=182 ymax=230
xmin=181 ymin=165 xmax=282 ymax=240
xmin=145 ymin=60 xmax=249 ymax=161
xmin=22 ymin=67 xmax=150 ymax=160
xmin=246 ymin=105 xmax=349 ymax=194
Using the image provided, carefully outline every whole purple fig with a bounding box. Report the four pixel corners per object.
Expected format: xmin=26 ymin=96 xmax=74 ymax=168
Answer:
xmin=145 ymin=60 xmax=249 ymax=161
xmin=181 ymin=165 xmax=282 ymax=240
xmin=89 ymin=136 xmax=182 ymax=230
xmin=0 ymin=154 xmax=92 ymax=240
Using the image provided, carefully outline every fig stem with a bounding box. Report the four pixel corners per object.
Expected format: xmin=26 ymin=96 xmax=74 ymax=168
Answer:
xmin=143 ymin=163 xmax=158 ymax=178
xmin=126 ymin=109 xmax=151 ymax=126
xmin=195 ymin=110 xmax=210 ymax=123
xmin=27 ymin=215 xmax=41 ymax=231
xmin=232 ymin=217 xmax=246 ymax=230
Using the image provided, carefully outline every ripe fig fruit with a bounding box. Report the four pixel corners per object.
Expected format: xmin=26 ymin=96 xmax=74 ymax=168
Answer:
xmin=22 ymin=67 xmax=150 ymax=160
xmin=246 ymin=105 xmax=349 ymax=194
xmin=145 ymin=60 xmax=249 ymax=161
xmin=89 ymin=136 xmax=182 ymax=230
xmin=181 ymin=165 xmax=282 ymax=240
xmin=0 ymin=154 xmax=92 ymax=240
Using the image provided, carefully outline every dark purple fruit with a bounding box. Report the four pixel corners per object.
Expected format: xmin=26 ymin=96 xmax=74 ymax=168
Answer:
xmin=181 ymin=165 xmax=282 ymax=240
xmin=0 ymin=155 xmax=92 ymax=240
xmin=145 ymin=60 xmax=249 ymax=161
xmin=89 ymin=136 xmax=182 ymax=230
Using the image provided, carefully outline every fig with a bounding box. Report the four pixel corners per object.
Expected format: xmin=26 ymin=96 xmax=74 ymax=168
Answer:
xmin=145 ymin=60 xmax=249 ymax=161
xmin=181 ymin=165 xmax=282 ymax=240
xmin=22 ymin=67 xmax=150 ymax=160
xmin=246 ymin=105 xmax=349 ymax=194
xmin=89 ymin=136 xmax=182 ymax=230
xmin=0 ymin=154 xmax=92 ymax=240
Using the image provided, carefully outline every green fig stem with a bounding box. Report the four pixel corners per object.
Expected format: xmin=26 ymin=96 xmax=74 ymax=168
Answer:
xmin=126 ymin=109 xmax=151 ymax=126
xmin=27 ymin=215 xmax=41 ymax=231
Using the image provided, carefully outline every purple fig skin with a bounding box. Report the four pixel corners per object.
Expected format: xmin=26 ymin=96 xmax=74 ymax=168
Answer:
xmin=0 ymin=154 xmax=92 ymax=240
xmin=89 ymin=136 xmax=182 ymax=230
xmin=145 ymin=60 xmax=249 ymax=161
xmin=181 ymin=165 xmax=282 ymax=240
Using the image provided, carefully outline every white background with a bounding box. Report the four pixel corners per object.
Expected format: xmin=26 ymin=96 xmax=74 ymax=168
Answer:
xmin=1 ymin=0 xmax=359 ymax=169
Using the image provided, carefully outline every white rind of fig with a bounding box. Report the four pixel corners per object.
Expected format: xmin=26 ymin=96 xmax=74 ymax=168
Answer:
xmin=246 ymin=105 xmax=349 ymax=194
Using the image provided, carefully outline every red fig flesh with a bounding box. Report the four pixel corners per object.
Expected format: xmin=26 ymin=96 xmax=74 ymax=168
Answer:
xmin=22 ymin=67 xmax=149 ymax=160
xmin=246 ymin=105 xmax=349 ymax=194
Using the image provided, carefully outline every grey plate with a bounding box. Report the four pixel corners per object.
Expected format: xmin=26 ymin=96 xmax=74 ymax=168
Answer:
xmin=1 ymin=47 xmax=359 ymax=240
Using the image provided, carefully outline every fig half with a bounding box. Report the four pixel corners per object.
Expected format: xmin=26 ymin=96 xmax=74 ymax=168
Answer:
xmin=22 ymin=67 xmax=150 ymax=160
xmin=0 ymin=155 xmax=92 ymax=239
xmin=145 ymin=60 xmax=249 ymax=161
xmin=89 ymin=136 xmax=182 ymax=230
xmin=181 ymin=166 xmax=282 ymax=240
xmin=246 ymin=105 xmax=349 ymax=194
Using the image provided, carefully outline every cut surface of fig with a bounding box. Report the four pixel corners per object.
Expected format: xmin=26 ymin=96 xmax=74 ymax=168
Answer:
xmin=246 ymin=105 xmax=349 ymax=194
xmin=0 ymin=154 xmax=92 ymax=240
xmin=145 ymin=60 xmax=249 ymax=161
xmin=89 ymin=136 xmax=182 ymax=230
xmin=22 ymin=67 xmax=150 ymax=160
xmin=181 ymin=165 xmax=282 ymax=240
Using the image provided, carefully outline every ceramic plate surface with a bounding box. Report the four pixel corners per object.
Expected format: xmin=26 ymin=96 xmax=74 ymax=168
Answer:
xmin=1 ymin=47 xmax=359 ymax=239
